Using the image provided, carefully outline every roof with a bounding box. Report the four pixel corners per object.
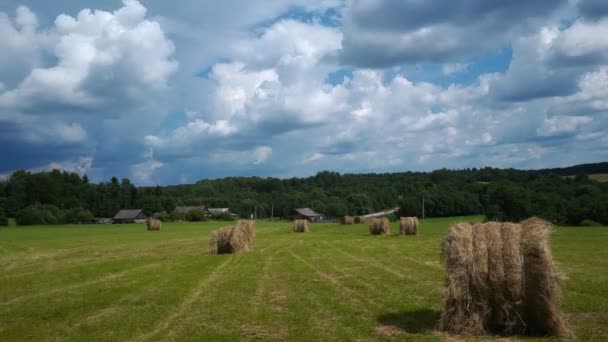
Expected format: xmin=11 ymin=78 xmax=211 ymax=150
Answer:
xmin=174 ymin=206 xmax=206 ymax=214
xmin=293 ymin=208 xmax=322 ymax=217
xmin=207 ymin=208 xmax=229 ymax=213
xmin=113 ymin=209 xmax=146 ymax=220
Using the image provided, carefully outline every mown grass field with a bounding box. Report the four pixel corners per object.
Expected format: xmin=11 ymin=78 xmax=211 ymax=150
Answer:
xmin=0 ymin=217 xmax=607 ymax=341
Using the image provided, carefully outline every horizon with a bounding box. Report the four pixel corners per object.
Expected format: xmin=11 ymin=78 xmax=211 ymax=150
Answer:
xmin=3 ymin=160 xmax=606 ymax=187
xmin=2 ymin=1 xmax=608 ymax=185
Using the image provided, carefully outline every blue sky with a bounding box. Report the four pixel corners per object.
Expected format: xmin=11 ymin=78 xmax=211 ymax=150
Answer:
xmin=1 ymin=0 xmax=607 ymax=184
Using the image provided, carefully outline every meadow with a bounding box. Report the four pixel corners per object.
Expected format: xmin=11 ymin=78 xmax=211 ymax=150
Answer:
xmin=0 ymin=217 xmax=606 ymax=341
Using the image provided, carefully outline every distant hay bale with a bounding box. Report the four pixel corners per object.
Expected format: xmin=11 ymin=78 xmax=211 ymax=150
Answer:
xmin=340 ymin=216 xmax=354 ymax=225
xmin=293 ymin=219 xmax=309 ymax=233
xmin=369 ymin=218 xmax=390 ymax=235
xmin=146 ymin=218 xmax=161 ymax=231
xmin=439 ymin=219 xmax=568 ymax=338
xmin=399 ymin=217 xmax=418 ymax=235
xmin=209 ymin=221 xmax=255 ymax=255
xmin=354 ymin=216 xmax=367 ymax=224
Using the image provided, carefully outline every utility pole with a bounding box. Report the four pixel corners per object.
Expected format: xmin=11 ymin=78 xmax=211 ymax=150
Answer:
xmin=422 ymin=193 xmax=425 ymax=224
xmin=254 ymin=205 xmax=257 ymax=220
xmin=271 ymin=203 xmax=274 ymax=221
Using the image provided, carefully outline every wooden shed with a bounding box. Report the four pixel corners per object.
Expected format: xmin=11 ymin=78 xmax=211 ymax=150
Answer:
xmin=113 ymin=209 xmax=147 ymax=224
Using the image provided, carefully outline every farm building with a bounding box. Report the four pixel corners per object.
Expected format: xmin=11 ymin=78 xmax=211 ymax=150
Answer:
xmin=113 ymin=209 xmax=147 ymax=224
xmin=290 ymin=208 xmax=324 ymax=222
xmin=206 ymin=208 xmax=230 ymax=216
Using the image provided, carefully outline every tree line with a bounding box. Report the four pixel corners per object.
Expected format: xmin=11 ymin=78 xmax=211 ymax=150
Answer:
xmin=0 ymin=162 xmax=607 ymax=226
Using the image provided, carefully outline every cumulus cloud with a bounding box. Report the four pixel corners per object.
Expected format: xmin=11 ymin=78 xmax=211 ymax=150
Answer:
xmin=0 ymin=0 xmax=177 ymax=113
xmin=537 ymin=116 xmax=593 ymax=137
xmin=340 ymin=0 xmax=567 ymax=67
xmin=2 ymin=0 xmax=607 ymax=184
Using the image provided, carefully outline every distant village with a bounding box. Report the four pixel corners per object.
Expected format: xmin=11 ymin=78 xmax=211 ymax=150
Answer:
xmin=107 ymin=207 xmax=330 ymax=224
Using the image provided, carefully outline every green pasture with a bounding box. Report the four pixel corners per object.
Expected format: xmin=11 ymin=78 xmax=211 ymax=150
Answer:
xmin=0 ymin=217 xmax=606 ymax=341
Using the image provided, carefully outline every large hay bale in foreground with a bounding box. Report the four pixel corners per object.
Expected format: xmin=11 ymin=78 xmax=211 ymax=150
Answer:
xmin=399 ymin=217 xmax=418 ymax=235
xmin=340 ymin=216 xmax=354 ymax=225
xmin=439 ymin=219 xmax=568 ymax=337
xmin=209 ymin=221 xmax=254 ymax=255
xmin=293 ymin=219 xmax=309 ymax=233
xmin=146 ymin=218 xmax=161 ymax=231
xmin=369 ymin=218 xmax=390 ymax=235
xmin=520 ymin=217 xmax=568 ymax=337
xmin=354 ymin=216 xmax=367 ymax=224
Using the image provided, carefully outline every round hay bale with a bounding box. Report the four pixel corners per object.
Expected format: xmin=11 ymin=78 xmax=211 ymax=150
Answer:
xmin=369 ymin=218 xmax=390 ymax=235
xmin=439 ymin=219 xmax=568 ymax=337
xmin=209 ymin=222 xmax=253 ymax=255
xmin=520 ymin=218 xmax=569 ymax=338
xmin=293 ymin=219 xmax=309 ymax=233
xmin=399 ymin=217 xmax=418 ymax=235
xmin=438 ymin=223 xmax=483 ymax=334
xmin=340 ymin=216 xmax=354 ymax=225
xmin=354 ymin=216 xmax=366 ymax=224
xmin=146 ymin=218 xmax=161 ymax=231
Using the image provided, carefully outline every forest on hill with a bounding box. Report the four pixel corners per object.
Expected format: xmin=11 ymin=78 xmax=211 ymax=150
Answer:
xmin=0 ymin=162 xmax=607 ymax=226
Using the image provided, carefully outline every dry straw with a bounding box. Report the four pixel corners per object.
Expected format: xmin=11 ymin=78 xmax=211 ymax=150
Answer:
xmin=399 ymin=217 xmax=418 ymax=235
xmin=354 ymin=216 xmax=366 ymax=224
xmin=293 ymin=219 xmax=310 ymax=233
xmin=439 ymin=218 xmax=568 ymax=338
xmin=341 ymin=216 xmax=354 ymax=225
xmin=146 ymin=218 xmax=161 ymax=231
xmin=209 ymin=220 xmax=256 ymax=255
xmin=369 ymin=218 xmax=390 ymax=235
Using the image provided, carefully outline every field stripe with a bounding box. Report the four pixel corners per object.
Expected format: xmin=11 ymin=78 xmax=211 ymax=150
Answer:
xmin=322 ymin=241 xmax=414 ymax=280
xmin=0 ymin=262 xmax=165 ymax=307
xmin=129 ymin=256 xmax=235 ymax=342
xmin=288 ymin=249 xmax=379 ymax=310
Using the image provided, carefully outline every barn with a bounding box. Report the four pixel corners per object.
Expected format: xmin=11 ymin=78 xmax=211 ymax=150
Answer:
xmin=290 ymin=208 xmax=323 ymax=222
xmin=113 ymin=209 xmax=147 ymax=224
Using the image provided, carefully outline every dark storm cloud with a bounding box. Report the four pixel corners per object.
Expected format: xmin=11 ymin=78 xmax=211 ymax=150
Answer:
xmin=578 ymin=0 xmax=608 ymax=19
xmin=340 ymin=0 xmax=567 ymax=68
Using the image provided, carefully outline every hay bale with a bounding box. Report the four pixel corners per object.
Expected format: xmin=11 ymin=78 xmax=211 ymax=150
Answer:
xmin=439 ymin=219 xmax=568 ymax=337
xmin=293 ymin=219 xmax=309 ymax=233
xmin=500 ymin=222 xmax=524 ymax=334
xmin=520 ymin=218 xmax=569 ymax=338
xmin=237 ymin=220 xmax=256 ymax=248
xmin=340 ymin=216 xmax=354 ymax=225
xmin=369 ymin=218 xmax=390 ymax=235
xmin=354 ymin=216 xmax=367 ymax=224
xmin=209 ymin=222 xmax=253 ymax=255
xmin=438 ymin=223 xmax=483 ymax=334
xmin=399 ymin=217 xmax=418 ymax=235
xmin=146 ymin=218 xmax=161 ymax=231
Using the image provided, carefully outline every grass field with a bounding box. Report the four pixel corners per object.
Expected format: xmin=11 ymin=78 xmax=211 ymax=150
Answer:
xmin=1 ymin=217 xmax=607 ymax=341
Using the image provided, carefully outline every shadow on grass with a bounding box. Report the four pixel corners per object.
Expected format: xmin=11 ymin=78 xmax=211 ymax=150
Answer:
xmin=377 ymin=309 xmax=441 ymax=334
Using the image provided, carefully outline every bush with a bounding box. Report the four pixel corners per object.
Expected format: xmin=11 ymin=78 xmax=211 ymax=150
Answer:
xmin=185 ymin=209 xmax=207 ymax=222
xmin=580 ymin=219 xmax=602 ymax=227
xmin=155 ymin=212 xmax=171 ymax=222
xmin=16 ymin=205 xmax=64 ymax=226
xmin=64 ymin=208 xmax=94 ymax=224
xmin=169 ymin=211 xmax=185 ymax=221
xmin=381 ymin=212 xmax=399 ymax=222
xmin=0 ymin=209 xmax=8 ymax=226
xmin=211 ymin=211 xmax=236 ymax=221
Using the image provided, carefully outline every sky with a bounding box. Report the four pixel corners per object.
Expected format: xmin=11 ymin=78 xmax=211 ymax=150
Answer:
xmin=1 ymin=0 xmax=607 ymax=185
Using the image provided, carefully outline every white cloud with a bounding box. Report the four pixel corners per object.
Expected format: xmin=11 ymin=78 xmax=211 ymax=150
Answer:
xmin=537 ymin=115 xmax=593 ymax=136
xmin=0 ymin=0 xmax=178 ymax=113
xmin=252 ymin=146 xmax=272 ymax=164
xmin=131 ymin=159 xmax=164 ymax=185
